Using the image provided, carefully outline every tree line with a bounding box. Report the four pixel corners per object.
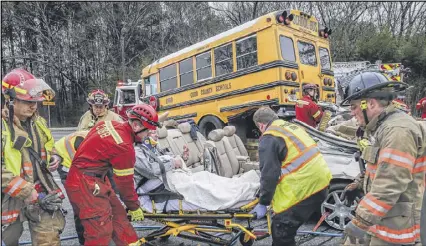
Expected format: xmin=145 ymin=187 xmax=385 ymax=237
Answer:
xmin=1 ymin=2 xmax=425 ymax=126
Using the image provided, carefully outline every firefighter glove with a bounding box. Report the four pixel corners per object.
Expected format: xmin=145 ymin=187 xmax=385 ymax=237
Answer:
xmin=344 ymin=219 xmax=368 ymax=244
xmin=357 ymin=138 xmax=371 ymax=152
xmin=340 ymin=182 xmax=361 ymax=205
xmin=39 ymin=192 xmax=62 ymax=211
xmin=249 ymin=204 xmax=267 ymax=219
xmin=127 ymin=208 xmax=144 ymax=221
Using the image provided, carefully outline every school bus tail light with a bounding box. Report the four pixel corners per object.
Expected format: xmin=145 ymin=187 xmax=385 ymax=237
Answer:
xmin=276 ymin=11 xmax=294 ymax=25
xmin=291 ymin=72 xmax=297 ymax=81
xmin=285 ymin=71 xmax=291 ymax=80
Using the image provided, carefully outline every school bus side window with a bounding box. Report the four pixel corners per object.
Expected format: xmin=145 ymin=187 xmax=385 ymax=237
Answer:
xmin=236 ymin=35 xmax=257 ymax=70
xmin=279 ymin=36 xmax=296 ymax=62
xmin=215 ymin=43 xmax=233 ymax=76
xmin=319 ymin=47 xmax=331 ymax=70
xmin=180 ymin=58 xmax=194 ymax=86
xmin=297 ymin=41 xmax=317 ymax=66
xmin=144 ymin=75 xmax=157 ymax=96
xmin=160 ymin=64 xmax=177 ymax=92
xmin=196 ymin=51 xmax=212 ymax=81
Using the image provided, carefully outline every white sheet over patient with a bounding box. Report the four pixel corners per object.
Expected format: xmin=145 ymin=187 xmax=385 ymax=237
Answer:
xmin=166 ymin=169 xmax=260 ymax=211
xmin=137 ymin=170 xmax=260 ymax=212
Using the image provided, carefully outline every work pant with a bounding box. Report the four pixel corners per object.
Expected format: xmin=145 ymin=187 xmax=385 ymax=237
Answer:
xmin=58 ymin=165 xmax=85 ymax=245
xmin=1 ymin=209 xmax=65 ymax=246
xmin=271 ymin=188 xmax=328 ymax=246
xmin=65 ymin=167 xmax=138 ymax=246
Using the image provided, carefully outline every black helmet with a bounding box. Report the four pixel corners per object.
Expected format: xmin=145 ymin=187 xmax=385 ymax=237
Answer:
xmin=341 ymin=72 xmax=408 ymax=106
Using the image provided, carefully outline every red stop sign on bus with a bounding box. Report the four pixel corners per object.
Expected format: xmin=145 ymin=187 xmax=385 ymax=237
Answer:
xmin=149 ymin=96 xmax=158 ymax=110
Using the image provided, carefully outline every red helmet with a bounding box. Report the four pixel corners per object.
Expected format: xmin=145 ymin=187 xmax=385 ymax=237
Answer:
xmin=87 ymin=89 xmax=110 ymax=106
xmin=126 ymin=104 xmax=159 ymax=130
xmin=302 ymin=83 xmax=317 ymax=91
xmin=2 ymin=68 xmax=55 ymax=102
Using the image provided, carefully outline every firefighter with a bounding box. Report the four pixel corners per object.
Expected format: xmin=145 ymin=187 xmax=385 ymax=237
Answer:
xmin=77 ymin=89 xmax=122 ymax=131
xmin=64 ymin=104 xmax=160 ymax=245
xmin=416 ymin=96 xmax=426 ymax=119
xmin=1 ymin=68 xmax=65 ymax=246
xmin=53 ymin=130 xmax=88 ymax=245
xmin=340 ymin=72 xmax=425 ymax=245
xmin=295 ymin=83 xmax=324 ymax=128
xmin=78 ymin=89 xmax=122 ymax=194
xmin=250 ymin=107 xmax=332 ymax=246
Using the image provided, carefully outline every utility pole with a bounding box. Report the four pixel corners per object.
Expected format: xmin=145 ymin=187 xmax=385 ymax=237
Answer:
xmin=121 ymin=23 xmax=126 ymax=82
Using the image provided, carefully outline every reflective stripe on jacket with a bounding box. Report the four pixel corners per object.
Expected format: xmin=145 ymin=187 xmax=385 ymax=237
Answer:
xmin=54 ymin=131 xmax=89 ymax=169
xmin=263 ymin=119 xmax=332 ymax=214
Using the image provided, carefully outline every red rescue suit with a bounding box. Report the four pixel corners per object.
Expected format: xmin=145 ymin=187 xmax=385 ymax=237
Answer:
xmin=416 ymin=97 xmax=426 ymax=119
xmin=295 ymin=95 xmax=323 ymax=128
xmin=65 ymin=121 xmax=140 ymax=245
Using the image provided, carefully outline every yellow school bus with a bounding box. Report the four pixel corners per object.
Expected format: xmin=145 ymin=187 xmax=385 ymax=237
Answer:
xmin=141 ymin=10 xmax=335 ymax=141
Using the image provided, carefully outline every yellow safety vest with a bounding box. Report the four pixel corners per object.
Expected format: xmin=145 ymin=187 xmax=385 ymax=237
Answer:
xmin=54 ymin=131 xmax=88 ymax=170
xmin=263 ymin=119 xmax=332 ymax=214
xmin=1 ymin=117 xmax=54 ymax=176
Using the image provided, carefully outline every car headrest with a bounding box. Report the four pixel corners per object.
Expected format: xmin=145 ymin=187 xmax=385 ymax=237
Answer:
xmin=163 ymin=119 xmax=178 ymax=129
xmin=157 ymin=126 xmax=168 ymax=139
xmin=177 ymin=122 xmax=191 ymax=133
xmin=223 ymin=126 xmax=236 ymax=136
xmin=208 ymin=129 xmax=225 ymax=142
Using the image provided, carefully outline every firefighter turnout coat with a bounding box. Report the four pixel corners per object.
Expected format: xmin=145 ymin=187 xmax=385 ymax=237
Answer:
xmin=1 ymin=116 xmax=65 ymax=245
xmin=357 ymin=106 xmax=425 ymax=244
xmin=77 ymin=109 xmax=123 ymax=131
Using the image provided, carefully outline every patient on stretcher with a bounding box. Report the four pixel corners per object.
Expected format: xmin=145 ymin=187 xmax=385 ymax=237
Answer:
xmin=134 ymin=143 xmax=260 ymax=213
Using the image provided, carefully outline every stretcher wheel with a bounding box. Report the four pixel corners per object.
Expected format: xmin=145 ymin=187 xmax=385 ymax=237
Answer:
xmin=239 ymin=233 xmax=254 ymax=246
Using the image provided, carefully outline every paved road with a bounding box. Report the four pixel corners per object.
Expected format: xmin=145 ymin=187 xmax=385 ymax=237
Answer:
xmin=18 ymin=130 xmax=342 ymax=245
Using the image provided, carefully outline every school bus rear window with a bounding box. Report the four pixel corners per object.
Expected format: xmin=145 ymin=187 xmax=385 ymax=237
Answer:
xmin=280 ymin=36 xmax=296 ymax=62
xmin=319 ymin=47 xmax=331 ymax=70
xmin=298 ymin=41 xmax=317 ymax=66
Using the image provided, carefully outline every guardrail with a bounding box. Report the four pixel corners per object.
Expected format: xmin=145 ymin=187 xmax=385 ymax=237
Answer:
xmin=49 ymin=127 xmax=78 ymax=131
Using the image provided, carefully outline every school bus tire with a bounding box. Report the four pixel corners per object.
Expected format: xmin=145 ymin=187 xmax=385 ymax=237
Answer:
xmin=198 ymin=115 xmax=225 ymax=138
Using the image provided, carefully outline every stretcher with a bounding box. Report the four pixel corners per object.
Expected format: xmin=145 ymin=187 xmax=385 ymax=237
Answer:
xmin=134 ymin=191 xmax=271 ymax=246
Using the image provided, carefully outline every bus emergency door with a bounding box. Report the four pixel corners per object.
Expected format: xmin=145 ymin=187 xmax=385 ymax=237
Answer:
xmin=294 ymin=37 xmax=321 ymax=99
